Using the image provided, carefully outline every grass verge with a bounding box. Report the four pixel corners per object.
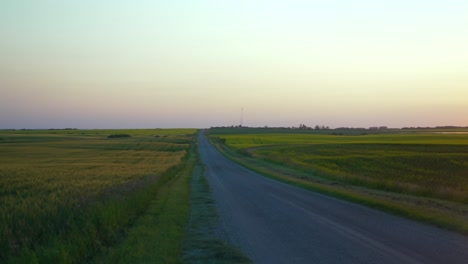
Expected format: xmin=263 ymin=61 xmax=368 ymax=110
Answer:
xmin=210 ymin=138 xmax=468 ymax=236
xmin=182 ymin=157 xmax=251 ymax=264
xmin=93 ymin=148 xmax=194 ymax=263
xmin=10 ymin=165 xmax=187 ymax=263
xmin=94 ymin=132 xmax=251 ymax=263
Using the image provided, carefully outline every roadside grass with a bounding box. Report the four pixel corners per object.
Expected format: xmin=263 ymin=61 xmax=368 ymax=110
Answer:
xmin=182 ymin=153 xmax=251 ymax=264
xmin=254 ymin=144 xmax=468 ymax=203
xmin=96 ymin=134 xmax=251 ymax=264
xmin=0 ymin=129 xmax=195 ymax=262
xmin=94 ymin=147 xmax=194 ymax=263
xmin=208 ymin=132 xmax=468 ymax=235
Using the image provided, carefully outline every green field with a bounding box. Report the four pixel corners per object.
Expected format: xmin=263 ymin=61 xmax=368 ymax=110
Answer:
xmin=209 ymin=128 xmax=468 ymax=233
xmin=218 ymin=132 xmax=468 ymax=149
xmin=255 ymin=144 xmax=468 ymax=202
xmin=2 ymin=127 xmax=467 ymax=261
xmin=0 ymin=129 xmax=196 ymax=262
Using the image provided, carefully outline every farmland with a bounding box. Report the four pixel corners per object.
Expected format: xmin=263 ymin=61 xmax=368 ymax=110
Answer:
xmin=0 ymin=129 xmax=196 ymax=262
xmin=209 ymin=128 xmax=468 ymax=233
xmin=254 ymin=144 xmax=468 ymax=202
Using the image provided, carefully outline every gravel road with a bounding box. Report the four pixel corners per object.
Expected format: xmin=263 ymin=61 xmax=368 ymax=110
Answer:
xmin=199 ymin=132 xmax=468 ymax=264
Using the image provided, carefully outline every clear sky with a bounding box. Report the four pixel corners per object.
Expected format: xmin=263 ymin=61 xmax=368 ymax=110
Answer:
xmin=1 ymin=0 xmax=467 ymax=129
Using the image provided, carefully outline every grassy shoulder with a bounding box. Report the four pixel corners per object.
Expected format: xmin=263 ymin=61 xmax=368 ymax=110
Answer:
xmin=182 ymin=155 xmax=251 ymax=264
xmin=209 ymin=137 xmax=468 ymax=236
xmin=95 ymin=133 xmax=251 ymax=264
xmin=94 ymin=149 xmax=194 ymax=263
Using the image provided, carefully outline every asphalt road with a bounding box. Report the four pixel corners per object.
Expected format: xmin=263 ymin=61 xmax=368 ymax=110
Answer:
xmin=199 ymin=132 xmax=468 ymax=264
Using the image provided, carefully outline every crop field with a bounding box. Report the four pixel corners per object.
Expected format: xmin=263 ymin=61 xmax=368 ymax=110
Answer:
xmin=0 ymin=129 xmax=196 ymax=262
xmin=211 ymin=131 xmax=468 ymax=203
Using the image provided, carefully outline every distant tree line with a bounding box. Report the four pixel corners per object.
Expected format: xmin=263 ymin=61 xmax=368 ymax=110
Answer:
xmin=211 ymin=125 xmax=468 ymax=131
xmin=369 ymin=126 xmax=388 ymax=130
xmin=293 ymin=124 xmax=330 ymax=130
xmin=402 ymin=126 xmax=467 ymax=130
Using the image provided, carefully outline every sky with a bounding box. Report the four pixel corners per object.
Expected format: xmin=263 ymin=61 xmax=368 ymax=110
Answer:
xmin=1 ymin=0 xmax=467 ymax=129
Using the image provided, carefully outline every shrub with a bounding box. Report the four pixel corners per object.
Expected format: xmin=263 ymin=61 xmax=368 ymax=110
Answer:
xmin=107 ymin=134 xmax=131 ymax=139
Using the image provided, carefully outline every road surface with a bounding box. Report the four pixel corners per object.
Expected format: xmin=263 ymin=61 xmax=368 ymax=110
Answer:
xmin=199 ymin=132 xmax=468 ymax=264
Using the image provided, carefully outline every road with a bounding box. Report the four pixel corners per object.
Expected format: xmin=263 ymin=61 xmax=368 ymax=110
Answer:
xmin=198 ymin=132 xmax=468 ymax=264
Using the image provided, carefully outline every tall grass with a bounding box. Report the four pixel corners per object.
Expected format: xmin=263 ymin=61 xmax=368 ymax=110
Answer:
xmin=0 ymin=130 xmax=195 ymax=262
xmin=254 ymin=144 xmax=468 ymax=203
xmin=94 ymin=147 xmax=195 ymax=264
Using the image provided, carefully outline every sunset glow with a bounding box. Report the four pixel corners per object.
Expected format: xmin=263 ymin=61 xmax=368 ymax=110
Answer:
xmin=1 ymin=0 xmax=467 ymax=128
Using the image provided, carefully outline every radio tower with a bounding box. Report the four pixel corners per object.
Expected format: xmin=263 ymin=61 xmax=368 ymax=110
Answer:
xmin=240 ymin=107 xmax=243 ymax=127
